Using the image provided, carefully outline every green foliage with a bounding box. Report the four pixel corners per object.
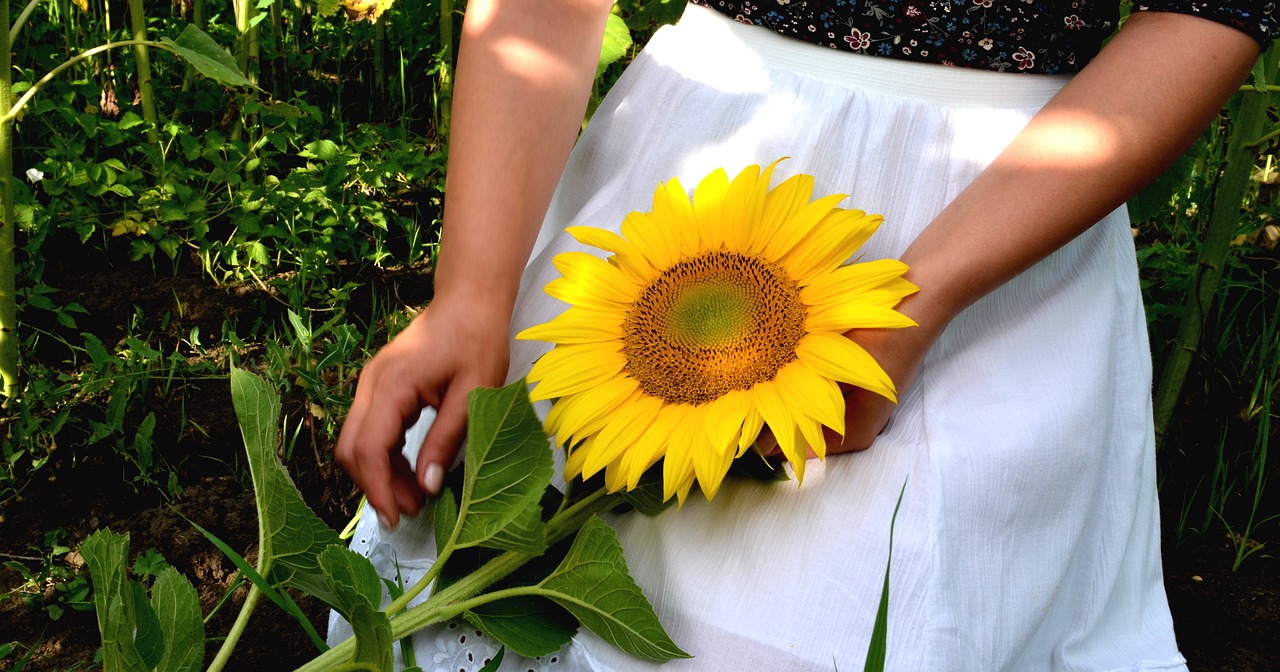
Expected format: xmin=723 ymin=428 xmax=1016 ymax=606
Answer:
xmin=531 ymin=516 xmax=689 ymax=662
xmin=453 ymin=381 xmax=555 ymax=553
xmin=80 ymin=529 xmax=205 ymax=672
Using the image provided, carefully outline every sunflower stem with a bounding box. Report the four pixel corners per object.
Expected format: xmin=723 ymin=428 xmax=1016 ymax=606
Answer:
xmin=296 ymin=488 xmax=619 ymax=672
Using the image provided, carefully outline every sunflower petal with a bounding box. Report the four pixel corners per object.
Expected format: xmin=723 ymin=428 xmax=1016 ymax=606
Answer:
xmin=664 ymin=404 xmax=704 ymax=501
xmin=692 ymin=427 xmax=737 ymax=501
xmin=800 ymin=259 xmax=913 ymax=307
xmin=761 ymin=193 xmax=848 ymax=261
xmin=566 ymin=225 xmax=656 ymax=284
xmin=783 ymin=212 xmax=884 ymax=285
xmin=623 ymin=403 xmax=692 ymax=489
xmin=751 ymin=382 xmax=804 ymax=472
xmin=775 ymin=362 xmax=845 ymax=437
xmin=564 ymin=436 xmax=594 ymax=481
xmin=547 ymin=252 xmax=639 ymax=305
xmin=653 ymin=178 xmax=700 ymax=259
xmin=622 ymin=211 xmax=680 ymax=272
xmin=551 ymin=377 xmax=639 ymax=444
xmin=693 ymin=168 xmax=731 ymax=249
xmin=719 ymin=164 xmax=766 ymax=253
xmin=582 ymin=394 xmax=664 ymax=479
xmin=516 ymin=307 xmax=624 ymax=344
xmin=704 ymin=389 xmax=751 ymax=456
xmin=751 ymin=173 xmax=815 ymax=255
xmin=795 ymin=332 xmax=897 ymax=402
xmin=527 ymin=343 xmax=627 ymax=400
xmin=805 ymin=304 xmax=918 ymax=333
xmin=738 ymin=406 xmax=765 ymax=456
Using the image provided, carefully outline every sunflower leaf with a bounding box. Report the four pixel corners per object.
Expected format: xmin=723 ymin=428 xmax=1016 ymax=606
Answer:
xmin=80 ymin=529 xmax=148 ymax=672
xmin=455 ymin=380 xmax=553 ymax=553
xmin=350 ymin=602 xmax=394 ymax=672
xmin=229 ymin=368 xmax=342 ymax=588
xmin=149 ymin=567 xmax=205 ymax=672
xmin=464 ymin=595 xmax=578 ymax=658
xmin=531 ymin=517 xmax=688 ymax=662
xmin=618 ymin=470 xmax=673 ymax=516
xmin=306 ymin=545 xmax=385 ymax=621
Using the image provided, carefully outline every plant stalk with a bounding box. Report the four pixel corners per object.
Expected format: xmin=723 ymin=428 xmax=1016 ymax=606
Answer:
xmin=206 ymin=582 xmax=264 ymax=672
xmin=127 ymin=0 xmax=160 ymax=147
xmin=0 ymin=0 xmax=19 ymax=399
xmin=293 ymin=489 xmax=618 ymax=672
xmin=1153 ymin=45 xmax=1279 ymax=445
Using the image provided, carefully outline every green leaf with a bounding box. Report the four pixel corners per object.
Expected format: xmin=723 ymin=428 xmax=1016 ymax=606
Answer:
xmin=533 ymin=517 xmax=688 ymax=662
xmin=129 ymin=581 xmax=165 ymax=669
xmin=228 ymin=368 xmax=341 ymax=587
xmin=863 ymin=479 xmax=907 ymax=672
xmin=433 ymin=485 xmax=459 ymax=556
xmin=300 ymin=545 xmax=385 ymax=620
xmin=455 ymin=381 xmax=553 ymax=553
xmin=349 ymin=603 xmax=394 ymax=672
xmin=299 ymin=139 xmax=341 ymax=161
xmin=80 ymin=529 xmax=147 ymax=672
xmin=149 ymin=567 xmax=205 ymax=672
xmin=465 ymin=596 xmax=577 ymax=658
xmin=477 ymin=647 xmax=505 ymax=672
xmin=598 ymin=13 xmax=633 ymax=75
xmin=618 ymin=470 xmax=674 ymax=516
xmin=315 ymin=0 xmax=342 ymax=16
xmin=161 ymin=25 xmax=255 ymax=89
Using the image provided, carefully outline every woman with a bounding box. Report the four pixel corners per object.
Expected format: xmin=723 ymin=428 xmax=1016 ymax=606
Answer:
xmin=334 ymin=1 xmax=1271 ymax=669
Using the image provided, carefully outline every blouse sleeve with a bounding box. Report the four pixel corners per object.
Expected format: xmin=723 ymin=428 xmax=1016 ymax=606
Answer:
xmin=1133 ymin=2 xmax=1277 ymax=48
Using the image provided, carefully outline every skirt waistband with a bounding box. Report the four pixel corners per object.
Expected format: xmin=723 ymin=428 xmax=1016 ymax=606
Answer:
xmin=664 ymin=4 xmax=1072 ymax=108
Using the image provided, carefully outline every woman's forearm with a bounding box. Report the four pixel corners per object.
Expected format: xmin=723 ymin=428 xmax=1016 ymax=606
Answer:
xmin=900 ymin=11 xmax=1261 ymax=329
xmin=434 ymin=0 xmax=615 ymax=316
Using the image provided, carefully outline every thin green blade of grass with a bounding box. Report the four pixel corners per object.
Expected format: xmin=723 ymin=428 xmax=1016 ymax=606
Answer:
xmin=183 ymin=515 xmax=328 ymax=652
xmin=863 ymin=479 xmax=907 ymax=672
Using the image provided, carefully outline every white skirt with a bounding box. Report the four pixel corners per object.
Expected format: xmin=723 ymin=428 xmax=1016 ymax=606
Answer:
xmin=333 ymin=5 xmax=1186 ymax=671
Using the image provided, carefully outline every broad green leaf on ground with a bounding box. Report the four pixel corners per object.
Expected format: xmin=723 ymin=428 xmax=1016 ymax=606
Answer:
xmin=129 ymin=582 xmax=164 ymax=668
xmin=160 ymin=25 xmax=254 ymax=89
xmin=533 ymin=517 xmax=688 ymax=662
xmin=598 ymin=13 xmax=633 ymax=75
xmin=80 ymin=529 xmax=147 ymax=672
xmin=465 ymin=595 xmax=577 ymax=658
xmin=455 ymin=381 xmax=553 ymax=553
xmin=149 ymin=567 xmax=205 ymax=672
xmin=315 ymin=0 xmax=342 ymax=17
xmin=229 ymin=368 xmax=341 ymax=587
xmin=349 ymin=602 xmax=394 ymax=672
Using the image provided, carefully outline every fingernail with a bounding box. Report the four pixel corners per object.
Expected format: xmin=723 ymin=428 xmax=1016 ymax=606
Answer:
xmin=423 ymin=463 xmax=445 ymax=497
xmin=377 ymin=512 xmax=396 ymax=531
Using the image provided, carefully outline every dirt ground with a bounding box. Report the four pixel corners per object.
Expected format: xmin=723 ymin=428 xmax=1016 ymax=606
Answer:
xmin=0 ymin=240 xmax=1277 ymax=671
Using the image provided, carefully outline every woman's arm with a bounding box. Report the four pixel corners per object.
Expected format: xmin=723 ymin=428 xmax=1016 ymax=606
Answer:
xmin=815 ymin=11 xmax=1262 ymax=454
xmin=335 ymin=0 xmax=614 ymax=529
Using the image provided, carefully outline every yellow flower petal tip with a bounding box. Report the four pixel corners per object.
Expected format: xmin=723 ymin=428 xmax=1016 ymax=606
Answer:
xmin=524 ymin=162 xmax=914 ymax=501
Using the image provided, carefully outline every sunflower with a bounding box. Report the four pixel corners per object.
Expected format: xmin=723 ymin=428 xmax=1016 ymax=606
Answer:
xmin=517 ymin=161 xmax=917 ymax=503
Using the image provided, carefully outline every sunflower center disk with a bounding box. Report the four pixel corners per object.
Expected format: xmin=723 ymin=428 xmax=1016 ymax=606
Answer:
xmin=622 ymin=250 xmax=807 ymax=405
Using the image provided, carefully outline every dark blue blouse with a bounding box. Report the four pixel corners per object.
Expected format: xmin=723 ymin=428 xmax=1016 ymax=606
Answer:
xmin=689 ymin=1 xmax=1276 ymax=75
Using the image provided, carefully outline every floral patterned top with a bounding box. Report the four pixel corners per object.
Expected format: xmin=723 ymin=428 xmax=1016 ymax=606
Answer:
xmin=689 ymin=1 xmax=1277 ymax=75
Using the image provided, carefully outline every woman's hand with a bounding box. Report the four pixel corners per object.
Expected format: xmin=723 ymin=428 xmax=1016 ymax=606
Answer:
xmin=335 ymin=298 xmax=511 ymax=530
xmin=335 ymin=0 xmax=614 ymax=530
